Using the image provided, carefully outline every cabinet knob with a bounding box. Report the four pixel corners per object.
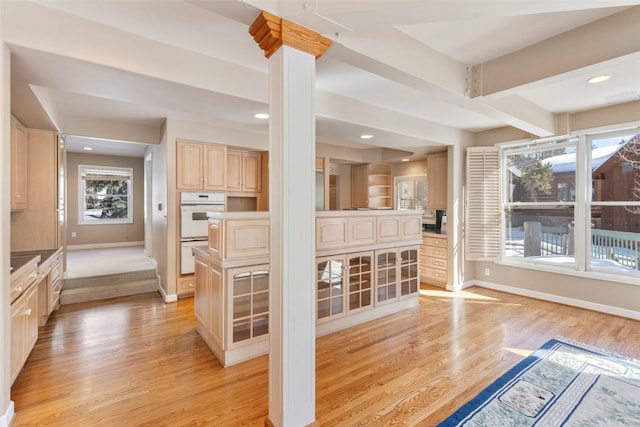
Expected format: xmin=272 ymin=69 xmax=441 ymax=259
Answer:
xmin=25 ymin=308 xmax=32 ymax=316
xmin=17 ymin=286 xmax=23 ymax=293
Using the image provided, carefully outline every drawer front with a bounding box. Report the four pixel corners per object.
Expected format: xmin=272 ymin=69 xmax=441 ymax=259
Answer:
xmin=422 ymin=256 xmax=447 ymax=270
xmin=179 ymin=277 xmax=195 ymax=292
xmin=422 ymin=266 xmax=447 ymax=283
xmin=423 ymin=245 xmax=446 ymax=258
xmin=423 ymin=236 xmax=447 ymax=248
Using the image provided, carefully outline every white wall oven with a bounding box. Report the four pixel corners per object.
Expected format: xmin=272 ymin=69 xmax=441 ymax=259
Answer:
xmin=180 ymin=191 xmax=225 ymax=274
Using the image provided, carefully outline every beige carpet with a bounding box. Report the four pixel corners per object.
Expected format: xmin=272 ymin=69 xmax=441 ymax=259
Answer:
xmin=66 ymin=246 xmax=156 ymax=279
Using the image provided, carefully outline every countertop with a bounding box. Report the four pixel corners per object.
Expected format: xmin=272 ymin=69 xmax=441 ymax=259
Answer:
xmin=317 ymin=209 xmax=422 ymax=217
xmin=11 ymin=248 xmax=60 ymax=273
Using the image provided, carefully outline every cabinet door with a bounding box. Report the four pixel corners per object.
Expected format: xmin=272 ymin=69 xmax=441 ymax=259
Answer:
xmin=24 ymin=284 xmax=39 ymax=355
xmin=10 ymin=298 xmax=26 ymax=384
xmin=194 ymin=255 xmax=209 ymax=327
xmin=228 ymin=266 xmax=269 ymax=346
xmin=208 ymin=263 xmax=224 ymax=347
xmin=351 ymin=164 xmax=369 ymax=208
xmin=375 ymin=250 xmax=398 ymax=304
xmin=242 ymin=152 xmax=262 ymax=193
xmin=203 ymin=144 xmax=227 ymax=190
xmin=226 ymin=150 xmax=243 ymax=192
xmin=11 ymin=118 xmax=28 ymax=211
xmin=316 ymin=257 xmax=345 ymax=321
xmin=346 ymin=252 xmax=373 ymax=312
xmin=399 ymin=247 xmax=419 ymax=297
xmin=177 ymin=140 xmax=204 ymax=189
xmin=427 ymin=152 xmax=447 ymax=209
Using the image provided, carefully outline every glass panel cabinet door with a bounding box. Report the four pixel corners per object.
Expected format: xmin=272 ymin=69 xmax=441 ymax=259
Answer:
xmin=231 ymin=268 xmax=269 ymax=344
xmin=347 ymin=252 xmax=373 ymax=312
xmin=376 ymin=250 xmax=398 ymax=304
xmin=399 ymin=248 xmax=419 ymax=296
xmin=316 ymin=257 xmax=345 ymax=320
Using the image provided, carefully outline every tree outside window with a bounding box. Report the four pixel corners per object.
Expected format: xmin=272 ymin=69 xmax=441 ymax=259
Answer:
xmin=79 ymin=165 xmax=133 ymax=224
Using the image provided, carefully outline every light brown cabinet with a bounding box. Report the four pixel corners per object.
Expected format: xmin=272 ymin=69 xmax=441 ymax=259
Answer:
xmin=427 ymin=152 xmax=447 ymax=209
xmin=37 ymin=248 xmax=64 ymax=326
xmin=351 ymin=163 xmax=392 ymax=209
xmin=420 ymin=233 xmax=447 ymax=287
xmin=176 ymin=139 xmax=226 ymax=190
xmin=11 ymin=116 xmax=28 ymax=211
xmin=375 ymin=247 xmax=419 ymax=305
xmin=226 ymin=149 xmax=262 ymax=194
xmin=10 ymin=260 xmax=39 ymax=385
xmin=11 ymin=129 xmax=64 ymax=252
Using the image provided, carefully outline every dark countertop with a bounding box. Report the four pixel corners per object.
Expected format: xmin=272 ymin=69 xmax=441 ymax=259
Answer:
xmin=11 ymin=248 xmax=60 ymax=273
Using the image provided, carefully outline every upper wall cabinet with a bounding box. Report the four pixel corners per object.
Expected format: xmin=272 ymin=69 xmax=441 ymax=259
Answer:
xmin=227 ymin=149 xmax=262 ymax=194
xmin=177 ymin=140 xmax=226 ymax=191
xmin=10 ymin=116 xmax=28 ymax=211
xmin=351 ymin=163 xmax=392 ymax=209
xmin=427 ymin=152 xmax=447 ymax=209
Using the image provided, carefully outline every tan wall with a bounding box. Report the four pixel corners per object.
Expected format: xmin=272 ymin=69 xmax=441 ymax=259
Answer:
xmin=67 ymin=152 xmax=144 ymax=246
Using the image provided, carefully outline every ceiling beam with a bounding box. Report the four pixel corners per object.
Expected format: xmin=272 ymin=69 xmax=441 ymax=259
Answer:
xmin=470 ymin=6 xmax=640 ymax=98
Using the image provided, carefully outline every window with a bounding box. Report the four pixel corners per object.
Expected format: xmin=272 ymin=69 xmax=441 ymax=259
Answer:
xmin=79 ymin=165 xmax=133 ymax=224
xmin=395 ymin=175 xmax=427 ymax=211
xmin=493 ymin=130 xmax=640 ymax=279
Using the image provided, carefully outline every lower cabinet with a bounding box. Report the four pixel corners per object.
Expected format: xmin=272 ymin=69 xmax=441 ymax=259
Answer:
xmin=315 ymin=246 xmax=419 ymax=331
xmin=375 ymin=247 xmax=420 ymax=305
xmin=316 ymin=251 xmax=373 ymax=321
xmin=10 ymin=283 xmax=38 ymax=385
xmin=194 ymin=248 xmax=270 ymax=367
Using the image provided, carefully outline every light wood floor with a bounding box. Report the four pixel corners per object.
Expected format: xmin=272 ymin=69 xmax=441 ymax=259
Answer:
xmin=10 ymin=285 xmax=639 ymax=426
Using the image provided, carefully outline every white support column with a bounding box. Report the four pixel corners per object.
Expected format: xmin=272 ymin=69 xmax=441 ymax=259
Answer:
xmin=268 ymin=44 xmax=317 ymax=427
xmin=249 ymin=12 xmax=331 ymax=426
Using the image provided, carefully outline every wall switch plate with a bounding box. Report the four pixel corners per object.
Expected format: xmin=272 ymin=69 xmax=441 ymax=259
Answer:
xmin=484 ymin=268 xmax=490 ymax=276
xmin=71 ymin=231 xmax=77 ymax=238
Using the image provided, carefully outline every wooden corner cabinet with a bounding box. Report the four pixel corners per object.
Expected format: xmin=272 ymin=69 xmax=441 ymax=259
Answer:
xmin=226 ymin=149 xmax=262 ymax=194
xmin=11 ymin=116 xmax=28 ymax=211
xmin=427 ymin=151 xmax=447 ymax=209
xmin=351 ymin=163 xmax=392 ymax=209
xmin=176 ymin=139 xmax=227 ymax=190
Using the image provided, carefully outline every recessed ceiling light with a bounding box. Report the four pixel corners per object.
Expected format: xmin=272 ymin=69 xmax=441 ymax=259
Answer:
xmin=83 ymin=147 xmax=93 ymax=151
xmin=360 ymin=134 xmax=373 ymax=139
xmin=401 ymin=158 xmax=410 ymax=162
xmin=588 ymin=75 xmax=611 ymax=84
xmin=254 ymin=113 xmax=269 ymax=119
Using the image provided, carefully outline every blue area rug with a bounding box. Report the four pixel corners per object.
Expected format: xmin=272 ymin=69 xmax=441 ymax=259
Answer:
xmin=438 ymin=338 xmax=640 ymax=426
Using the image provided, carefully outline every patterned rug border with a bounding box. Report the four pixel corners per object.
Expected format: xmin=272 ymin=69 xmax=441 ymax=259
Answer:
xmin=437 ymin=337 xmax=640 ymax=427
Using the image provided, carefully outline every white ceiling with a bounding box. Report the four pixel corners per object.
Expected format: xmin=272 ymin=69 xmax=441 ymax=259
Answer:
xmin=3 ymin=0 xmax=640 ymax=159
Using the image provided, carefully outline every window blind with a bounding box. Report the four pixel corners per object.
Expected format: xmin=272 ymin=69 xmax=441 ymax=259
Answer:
xmin=466 ymin=147 xmax=500 ymax=260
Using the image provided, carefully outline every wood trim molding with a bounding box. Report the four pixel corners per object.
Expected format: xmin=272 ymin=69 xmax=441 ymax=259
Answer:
xmin=250 ymin=11 xmax=332 ymax=59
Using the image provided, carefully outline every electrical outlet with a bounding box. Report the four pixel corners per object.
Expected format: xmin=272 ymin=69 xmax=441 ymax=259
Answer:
xmin=71 ymin=231 xmax=77 ymax=238
xmin=484 ymin=268 xmax=490 ymax=276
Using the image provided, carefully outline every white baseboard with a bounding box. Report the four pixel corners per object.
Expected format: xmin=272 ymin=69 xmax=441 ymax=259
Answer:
xmin=471 ymin=280 xmax=640 ymax=321
xmin=67 ymin=241 xmax=145 ymax=251
xmin=0 ymin=401 xmax=14 ymax=427
xmin=158 ymin=283 xmax=177 ymax=303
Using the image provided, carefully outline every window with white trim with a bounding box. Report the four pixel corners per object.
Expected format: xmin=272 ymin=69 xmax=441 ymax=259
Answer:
xmin=79 ymin=165 xmax=133 ymax=225
xmin=467 ymin=130 xmax=640 ymax=279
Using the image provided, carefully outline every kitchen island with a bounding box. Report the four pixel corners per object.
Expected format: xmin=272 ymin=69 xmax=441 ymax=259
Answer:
xmin=193 ymin=209 xmax=422 ymax=366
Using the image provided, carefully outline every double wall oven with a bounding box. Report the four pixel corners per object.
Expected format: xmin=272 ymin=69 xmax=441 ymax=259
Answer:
xmin=180 ymin=191 xmax=225 ymax=275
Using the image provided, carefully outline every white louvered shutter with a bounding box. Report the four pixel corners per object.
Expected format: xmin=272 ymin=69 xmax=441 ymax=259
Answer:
xmin=466 ymin=147 xmax=500 ymax=260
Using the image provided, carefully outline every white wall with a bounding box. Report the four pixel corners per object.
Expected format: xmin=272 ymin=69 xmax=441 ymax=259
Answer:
xmin=1 ymin=42 xmax=14 ymax=427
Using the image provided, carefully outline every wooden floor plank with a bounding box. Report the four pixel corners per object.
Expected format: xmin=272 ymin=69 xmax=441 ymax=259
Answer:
xmin=10 ymin=285 xmax=639 ymax=426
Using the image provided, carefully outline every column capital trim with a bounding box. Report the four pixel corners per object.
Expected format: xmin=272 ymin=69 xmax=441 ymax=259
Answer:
xmin=249 ymin=11 xmax=332 ymax=59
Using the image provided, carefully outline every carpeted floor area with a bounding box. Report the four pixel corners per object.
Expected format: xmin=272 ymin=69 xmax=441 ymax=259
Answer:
xmin=66 ymin=246 xmax=156 ymax=279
